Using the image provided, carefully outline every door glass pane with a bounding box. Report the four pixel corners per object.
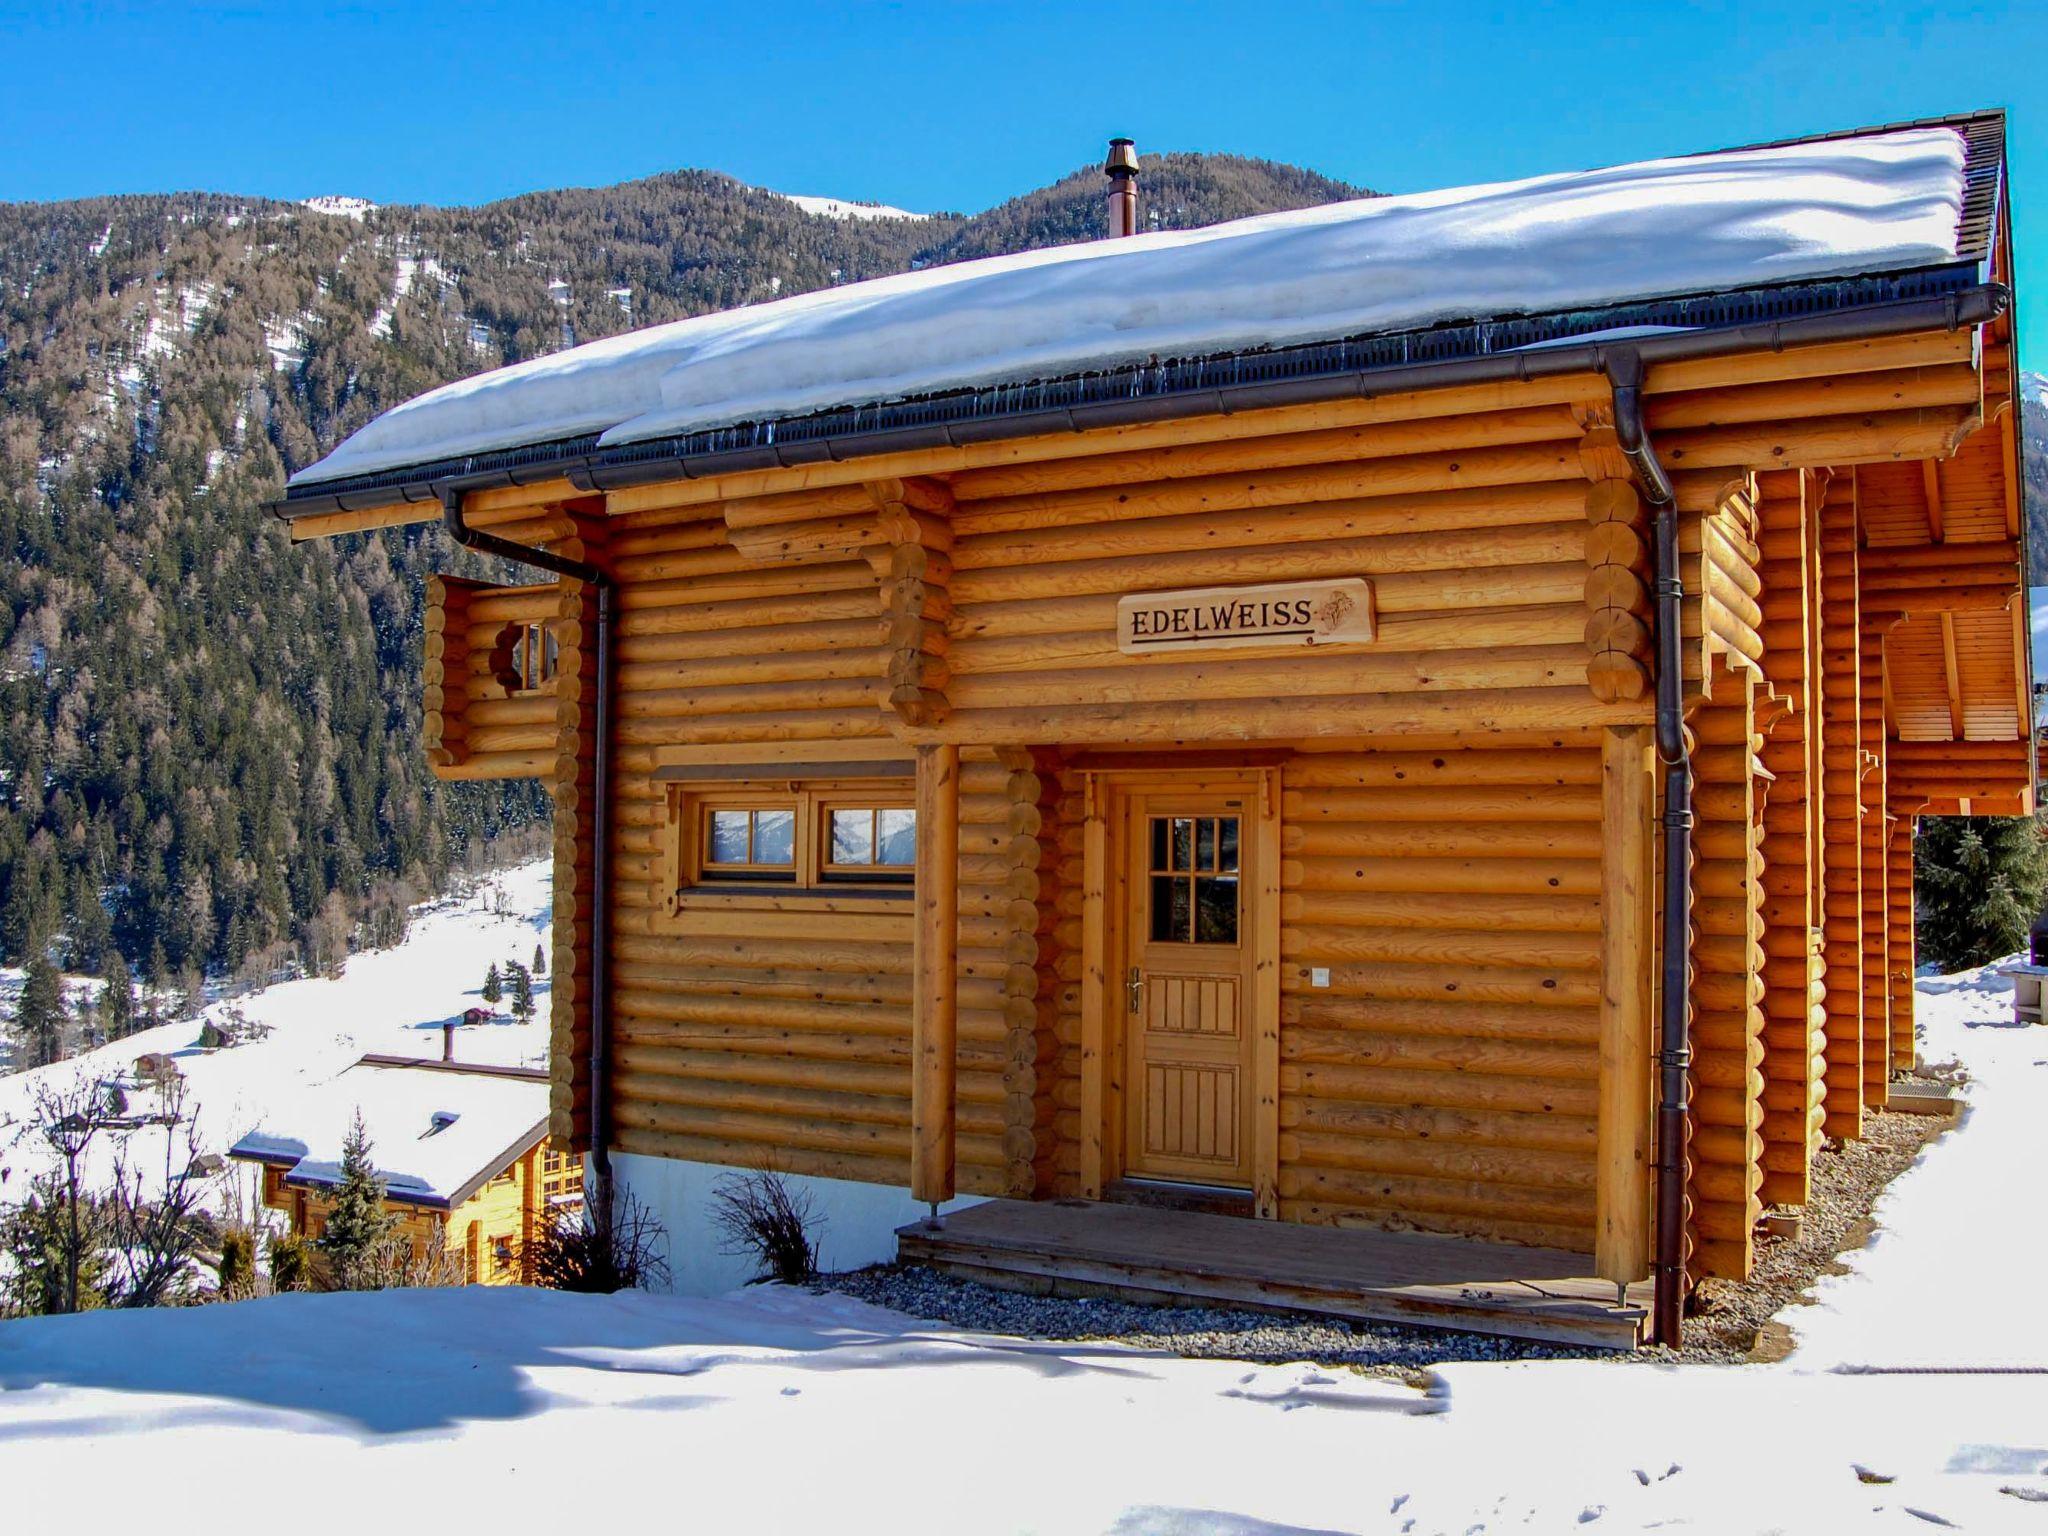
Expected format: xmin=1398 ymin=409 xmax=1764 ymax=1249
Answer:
xmin=1196 ymin=817 xmax=1216 ymax=872
xmin=753 ymin=809 xmax=796 ymax=865
xmin=1150 ymin=875 xmax=1191 ymax=943
xmin=877 ymin=808 xmax=917 ymax=865
xmin=1195 ymin=875 xmax=1239 ymax=944
xmin=1150 ymin=816 xmax=1169 ymax=870
xmin=831 ymin=809 xmax=874 ymax=865
xmin=1218 ymin=817 xmax=1240 ymax=873
xmin=708 ymin=811 xmax=750 ymax=864
xmin=1170 ymin=818 xmax=1194 ymax=872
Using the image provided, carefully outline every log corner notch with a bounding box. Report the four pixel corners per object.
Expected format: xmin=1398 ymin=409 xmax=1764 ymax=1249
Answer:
xmin=861 ymin=477 xmax=955 ymax=729
xmin=714 ymin=475 xmax=956 ymax=729
xmin=1578 ymin=404 xmax=1654 ymax=704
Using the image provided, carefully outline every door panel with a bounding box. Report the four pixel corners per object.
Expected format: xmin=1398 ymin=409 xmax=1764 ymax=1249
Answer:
xmin=1122 ymin=793 xmax=1255 ymax=1187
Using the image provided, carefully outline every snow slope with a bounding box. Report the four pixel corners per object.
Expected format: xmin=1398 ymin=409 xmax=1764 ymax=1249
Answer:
xmin=292 ymin=127 xmax=1968 ymax=487
xmin=771 ymin=190 xmax=932 ymax=222
xmin=0 ymin=862 xmax=554 ymax=1209
xmin=1 ymin=955 xmax=2042 ymax=1532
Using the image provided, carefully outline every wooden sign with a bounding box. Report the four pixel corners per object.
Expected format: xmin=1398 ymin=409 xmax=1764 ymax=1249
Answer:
xmin=1117 ymin=578 xmax=1375 ymax=655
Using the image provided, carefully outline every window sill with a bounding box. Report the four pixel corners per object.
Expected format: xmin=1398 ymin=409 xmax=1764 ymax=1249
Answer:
xmin=664 ymin=885 xmax=915 ymax=918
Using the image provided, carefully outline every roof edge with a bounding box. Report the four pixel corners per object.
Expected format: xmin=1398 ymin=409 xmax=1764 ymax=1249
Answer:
xmin=274 ymin=272 xmax=2007 ymax=524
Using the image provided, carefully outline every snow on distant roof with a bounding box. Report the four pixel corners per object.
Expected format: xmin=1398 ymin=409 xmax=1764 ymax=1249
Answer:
xmin=229 ymin=1058 xmax=547 ymax=1205
xmin=771 ymin=190 xmax=933 ymax=223
xmin=291 ymin=127 xmax=1969 ymax=489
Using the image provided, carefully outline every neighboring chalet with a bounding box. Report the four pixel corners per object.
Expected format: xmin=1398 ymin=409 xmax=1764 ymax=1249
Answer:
xmin=230 ymin=1055 xmax=581 ymax=1284
xmin=272 ymin=115 xmax=2030 ymax=1344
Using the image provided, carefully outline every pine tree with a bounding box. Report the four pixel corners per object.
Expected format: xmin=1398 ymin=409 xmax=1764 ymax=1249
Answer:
xmin=1915 ymin=813 xmax=2048 ymax=972
xmin=482 ymin=962 xmax=502 ymax=1005
xmin=533 ymin=943 xmax=546 ymax=977
xmin=98 ymin=951 xmax=136 ymax=1041
xmin=14 ymin=947 xmax=65 ymax=1067
xmin=508 ymin=962 xmax=535 ymax=1023
xmin=316 ymin=1111 xmax=397 ymax=1290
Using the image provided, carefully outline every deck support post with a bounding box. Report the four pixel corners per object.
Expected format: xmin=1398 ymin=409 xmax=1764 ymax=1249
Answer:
xmin=912 ymin=743 xmax=961 ymax=1207
xmin=1597 ymin=724 xmax=1656 ymax=1288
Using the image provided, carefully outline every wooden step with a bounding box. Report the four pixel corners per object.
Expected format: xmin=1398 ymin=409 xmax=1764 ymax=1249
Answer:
xmin=897 ymin=1198 xmax=1646 ymax=1350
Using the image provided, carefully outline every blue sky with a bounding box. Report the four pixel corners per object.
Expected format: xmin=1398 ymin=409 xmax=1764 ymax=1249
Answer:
xmin=3 ymin=1 xmax=2042 ymax=365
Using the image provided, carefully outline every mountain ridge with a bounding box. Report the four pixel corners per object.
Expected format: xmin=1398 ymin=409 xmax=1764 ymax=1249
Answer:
xmin=0 ymin=152 xmax=1369 ymax=989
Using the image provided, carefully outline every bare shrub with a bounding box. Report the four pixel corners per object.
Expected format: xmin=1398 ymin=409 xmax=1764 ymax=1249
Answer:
xmin=528 ymin=1185 xmax=670 ymax=1293
xmin=710 ymin=1169 xmax=822 ymax=1284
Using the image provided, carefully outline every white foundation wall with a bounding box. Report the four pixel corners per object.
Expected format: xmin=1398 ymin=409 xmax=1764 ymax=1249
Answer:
xmin=607 ymin=1150 xmax=983 ymax=1294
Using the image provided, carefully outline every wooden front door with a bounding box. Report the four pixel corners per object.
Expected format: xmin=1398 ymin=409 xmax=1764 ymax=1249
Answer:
xmin=1120 ymin=790 xmax=1258 ymax=1188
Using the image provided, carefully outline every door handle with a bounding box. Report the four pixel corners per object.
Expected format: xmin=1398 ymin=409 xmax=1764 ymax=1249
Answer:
xmin=1127 ymin=967 xmax=1144 ymax=1014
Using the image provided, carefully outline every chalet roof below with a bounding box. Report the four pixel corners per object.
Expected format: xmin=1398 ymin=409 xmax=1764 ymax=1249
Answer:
xmin=282 ymin=113 xmax=2004 ymax=512
xmin=227 ymin=1055 xmax=549 ymax=1210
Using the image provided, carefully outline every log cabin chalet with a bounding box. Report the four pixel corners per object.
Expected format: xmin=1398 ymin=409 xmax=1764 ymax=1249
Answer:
xmin=274 ymin=115 xmax=2030 ymax=1345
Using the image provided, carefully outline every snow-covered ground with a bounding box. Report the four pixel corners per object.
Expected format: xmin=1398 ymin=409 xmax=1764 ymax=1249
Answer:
xmin=0 ymin=861 xmax=553 ymax=1210
xmin=1 ymin=953 xmax=2043 ymax=1530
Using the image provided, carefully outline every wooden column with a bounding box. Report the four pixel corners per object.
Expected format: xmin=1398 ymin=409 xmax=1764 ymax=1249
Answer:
xmin=911 ymin=742 xmax=961 ymax=1205
xmin=1597 ymin=723 xmax=1656 ymax=1284
xmin=1754 ymin=470 xmax=1819 ymax=1209
xmin=1817 ymin=477 xmax=1865 ymax=1140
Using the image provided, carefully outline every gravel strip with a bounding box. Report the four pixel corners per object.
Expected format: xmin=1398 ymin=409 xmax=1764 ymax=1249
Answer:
xmin=1683 ymin=1103 xmax=1955 ymax=1360
xmin=817 ymin=1099 xmax=1958 ymax=1374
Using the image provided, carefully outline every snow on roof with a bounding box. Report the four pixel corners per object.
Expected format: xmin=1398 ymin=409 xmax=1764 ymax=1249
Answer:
xmin=291 ymin=127 xmax=1969 ymax=489
xmin=229 ymin=1057 xmax=548 ymax=1206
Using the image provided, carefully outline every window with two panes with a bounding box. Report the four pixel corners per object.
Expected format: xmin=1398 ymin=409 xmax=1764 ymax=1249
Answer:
xmin=674 ymin=778 xmax=917 ymax=899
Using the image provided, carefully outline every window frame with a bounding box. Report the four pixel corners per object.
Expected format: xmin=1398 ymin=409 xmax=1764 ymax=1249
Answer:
xmin=663 ymin=775 xmax=918 ymax=915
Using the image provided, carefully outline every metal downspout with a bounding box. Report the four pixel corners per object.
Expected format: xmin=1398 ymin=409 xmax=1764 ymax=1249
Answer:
xmin=440 ymin=490 xmax=617 ymax=1220
xmin=1604 ymin=351 xmax=1691 ymax=1348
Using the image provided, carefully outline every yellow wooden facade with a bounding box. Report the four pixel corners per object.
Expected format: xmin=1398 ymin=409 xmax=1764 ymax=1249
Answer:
xmin=254 ymin=1133 xmax=582 ymax=1285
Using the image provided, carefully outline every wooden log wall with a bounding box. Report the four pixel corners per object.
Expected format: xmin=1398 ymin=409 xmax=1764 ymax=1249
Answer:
xmin=1274 ymin=739 xmax=1606 ymax=1254
xmin=1752 ymin=470 xmax=1824 ymax=1208
xmin=590 ymin=497 xmax=1023 ymax=1191
xmin=423 ymin=574 xmax=565 ymax=781
xmin=918 ymin=402 xmax=1672 ymax=747
xmin=1816 ymin=477 xmax=1866 ymax=1140
xmin=1687 ymin=665 xmax=1766 ymax=1280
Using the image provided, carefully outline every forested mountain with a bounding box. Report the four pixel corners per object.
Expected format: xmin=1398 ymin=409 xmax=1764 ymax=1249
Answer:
xmin=0 ymin=154 xmax=1368 ymax=988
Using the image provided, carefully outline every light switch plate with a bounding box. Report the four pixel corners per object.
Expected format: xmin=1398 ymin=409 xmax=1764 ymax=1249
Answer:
xmin=1310 ymin=967 xmax=1330 ymax=988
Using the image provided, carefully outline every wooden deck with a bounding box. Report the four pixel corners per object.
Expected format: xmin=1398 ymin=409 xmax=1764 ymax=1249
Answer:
xmin=897 ymin=1199 xmax=1649 ymax=1349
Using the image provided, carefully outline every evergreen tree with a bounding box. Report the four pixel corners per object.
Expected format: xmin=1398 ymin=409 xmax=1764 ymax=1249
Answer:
xmin=1915 ymin=814 xmax=2048 ymax=972
xmin=508 ymin=961 xmax=535 ymax=1023
xmin=14 ymin=946 xmax=65 ymax=1067
xmin=98 ymin=950 xmax=135 ymax=1041
xmin=315 ymin=1111 xmax=396 ymax=1290
xmin=482 ymin=962 xmax=502 ymax=1005
xmin=533 ymin=943 xmax=546 ymax=977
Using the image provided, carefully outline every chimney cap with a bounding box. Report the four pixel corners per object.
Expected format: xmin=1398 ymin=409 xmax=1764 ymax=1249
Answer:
xmin=1104 ymin=138 xmax=1139 ymax=179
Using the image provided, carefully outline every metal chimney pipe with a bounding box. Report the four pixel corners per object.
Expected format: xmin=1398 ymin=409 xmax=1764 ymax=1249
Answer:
xmin=443 ymin=1019 xmax=457 ymax=1063
xmin=1104 ymin=138 xmax=1139 ymax=238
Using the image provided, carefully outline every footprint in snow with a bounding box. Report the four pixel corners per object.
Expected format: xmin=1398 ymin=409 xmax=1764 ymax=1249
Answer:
xmin=1577 ymin=1506 xmax=1605 ymax=1524
xmin=780 ymin=1386 xmax=800 ymax=1397
xmin=1390 ymin=1494 xmax=1409 ymax=1514
xmin=1904 ymin=1510 xmax=1957 ymax=1527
